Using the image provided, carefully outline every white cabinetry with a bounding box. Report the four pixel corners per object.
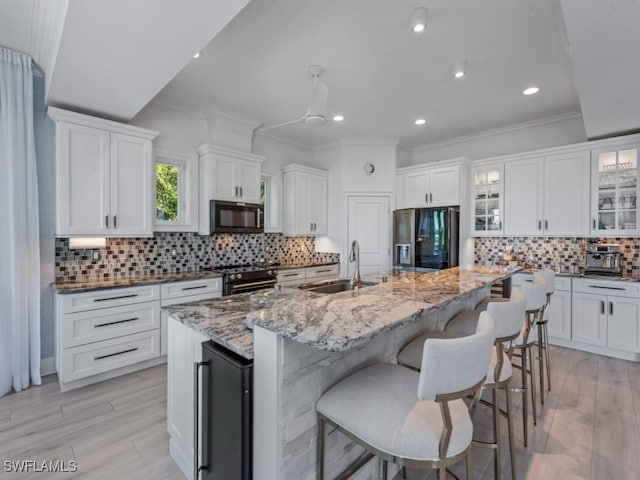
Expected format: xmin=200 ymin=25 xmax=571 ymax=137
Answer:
xmin=197 ymin=145 xmax=264 ymax=234
xmin=55 ymin=285 xmax=162 ymax=391
xmin=396 ymin=164 xmax=461 ymax=209
xmin=282 ymin=164 xmax=328 ymax=235
xmin=503 ymin=151 xmax=590 ymax=236
xmin=590 ymin=144 xmax=640 ymax=236
xmin=572 ymin=278 xmax=640 ymax=359
xmin=49 ymin=107 xmax=158 ymax=237
xmin=276 ymin=264 xmax=340 ymax=286
xmin=471 ymin=164 xmax=504 ymax=235
xmin=160 ymin=278 xmax=222 ymax=355
xmin=167 ymin=316 xmax=209 ymax=479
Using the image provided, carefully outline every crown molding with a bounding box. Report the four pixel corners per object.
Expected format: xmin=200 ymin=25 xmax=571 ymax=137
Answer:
xmin=252 ymin=130 xmax=316 ymax=151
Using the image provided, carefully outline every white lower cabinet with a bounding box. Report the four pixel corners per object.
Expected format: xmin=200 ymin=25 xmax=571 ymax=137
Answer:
xmin=571 ymin=278 xmax=640 ymax=358
xmin=546 ymin=277 xmax=572 ymax=340
xmin=55 ymin=285 xmax=162 ymax=390
xmin=167 ymin=316 xmax=209 ymax=479
xmin=276 ymin=264 xmax=340 ymax=286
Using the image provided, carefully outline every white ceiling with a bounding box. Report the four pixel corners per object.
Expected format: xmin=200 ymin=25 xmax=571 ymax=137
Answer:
xmin=1 ymin=0 xmax=639 ymax=150
xmin=152 ymin=0 xmax=581 ymax=148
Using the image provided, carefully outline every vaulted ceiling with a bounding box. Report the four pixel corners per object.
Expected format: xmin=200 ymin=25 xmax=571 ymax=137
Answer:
xmin=0 ymin=0 xmax=638 ymax=149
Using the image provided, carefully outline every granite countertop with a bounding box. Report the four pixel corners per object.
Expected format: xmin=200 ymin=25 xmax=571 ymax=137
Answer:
xmin=247 ymin=265 xmax=520 ymax=352
xmin=163 ymin=293 xmax=255 ymax=359
xmin=275 ymin=261 xmax=339 ymax=270
xmin=52 ymin=270 xmax=224 ymax=294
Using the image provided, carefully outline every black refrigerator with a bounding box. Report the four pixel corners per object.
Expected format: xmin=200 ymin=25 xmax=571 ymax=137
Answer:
xmin=197 ymin=341 xmax=253 ymax=480
xmin=393 ymin=206 xmax=460 ymax=271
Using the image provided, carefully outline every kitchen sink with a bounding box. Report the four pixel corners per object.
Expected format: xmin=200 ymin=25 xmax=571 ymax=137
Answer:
xmin=298 ymin=279 xmax=377 ymax=294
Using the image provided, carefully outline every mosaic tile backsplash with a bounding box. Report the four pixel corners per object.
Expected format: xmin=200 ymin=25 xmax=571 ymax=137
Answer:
xmin=55 ymin=233 xmax=340 ymax=282
xmin=474 ymin=237 xmax=640 ymax=273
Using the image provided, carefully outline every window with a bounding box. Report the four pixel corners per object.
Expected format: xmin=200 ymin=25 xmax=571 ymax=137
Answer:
xmin=154 ymin=151 xmax=197 ymax=232
xmin=261 ymin=172 xmax=281 ymax=232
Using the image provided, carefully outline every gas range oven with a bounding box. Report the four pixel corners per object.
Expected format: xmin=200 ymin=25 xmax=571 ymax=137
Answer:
xmin=208 ymin=264 xmax=278 ymax=296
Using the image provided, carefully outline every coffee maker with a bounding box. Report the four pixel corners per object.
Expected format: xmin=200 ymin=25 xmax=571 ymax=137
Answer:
xmin=585 ymin=244 xmax=621 ymax=276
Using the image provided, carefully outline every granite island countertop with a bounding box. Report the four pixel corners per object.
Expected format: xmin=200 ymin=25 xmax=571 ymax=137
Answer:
xmin=52 ymin=270 xmax=224 ymax=294
xmin=247 ymin=265 xmax=520 ymax=352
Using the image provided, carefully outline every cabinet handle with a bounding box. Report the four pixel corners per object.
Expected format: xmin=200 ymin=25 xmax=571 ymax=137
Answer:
xmin=538 ymin=220 xmax=542 ymax=230
xmin=545 ymin=220 xmax=548 ymax=230
xmin=425 ymin=193 xmax=428 ymax=204
xmin=610 ymin=301 xmax=614 ymax=316
xmin=588 ymin=285 xmax=626 ymax=291
xmin=314 ymin=269 xmax=332 ymax=273
xmin=499 ymin=221 xmax=502 ymax=229
xmin=601 ymin=300 xmax=605 ymax=314
xmin=235 ymin=186 xmax=238 ymax=197
xmin=93 ymin=293 xmax=139 ymax=302
xmin=240 ymin=186 xmax=243 ymax=197
xmin=430 ymin=193 xmax=433 ymax=203
xmin=282 ymin=273 xmax=300 ymax=277
xmin=593 ymin=218 xmax=597 ymax=229
xmin=113 ymin=215 xmax=117 ymax=229
xmin=181 ymin=285 xmax=208 ymax=291
xmin=94 ymin=317 xmax=138 ymax=328
xmin=94 ymin=347 xmax=138 ymax=361
xmin=105 ymin=215 xmax=109 ymax=228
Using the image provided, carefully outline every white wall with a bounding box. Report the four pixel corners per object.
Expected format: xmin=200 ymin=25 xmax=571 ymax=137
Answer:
xmin=411 ymin=113 xmax=587 ymax=165
xmin=252 ymin=133 xmax=316 ymax=175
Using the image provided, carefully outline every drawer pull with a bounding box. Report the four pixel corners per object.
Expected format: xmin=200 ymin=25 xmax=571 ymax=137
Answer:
xmin=588 ymin=285 xmax=626 ymax=291
xmin=94 ymin=347 xmax=139 ymax=361
xmin=314 ymin=269 xmax=332 ymax=273
xmin=94 ymin=317 xmax=139 ymax=328
xmin=282 ymin=273 xmax=300 ymax=277
xmin=94 ymin=294 xmax=139 ymax=302
xmin=610 ymin=301 xmax=614 ymax=316
xmin=181 ymin=285 xmax=208 ymax=291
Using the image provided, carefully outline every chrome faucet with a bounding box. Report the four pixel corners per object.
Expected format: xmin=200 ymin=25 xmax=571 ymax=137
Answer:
xmin=349 ymin=240 xmax=361 ymax=287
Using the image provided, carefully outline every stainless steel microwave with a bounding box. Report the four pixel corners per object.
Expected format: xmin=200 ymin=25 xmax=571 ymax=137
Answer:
xmin=210 ymin=200 xmax=264 ymax=234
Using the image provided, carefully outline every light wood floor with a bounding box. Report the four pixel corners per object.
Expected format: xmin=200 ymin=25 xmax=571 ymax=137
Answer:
xmin=1 ymin=346 xmax=639 ymax=479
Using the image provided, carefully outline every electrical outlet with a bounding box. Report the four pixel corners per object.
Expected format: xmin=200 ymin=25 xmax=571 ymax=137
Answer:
xmin=92 ymin=250 xmax=100 ymax=261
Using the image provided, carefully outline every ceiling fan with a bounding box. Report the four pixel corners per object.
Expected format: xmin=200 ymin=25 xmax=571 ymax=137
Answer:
xmin=258 ymin=65 xmax=335 ymax=132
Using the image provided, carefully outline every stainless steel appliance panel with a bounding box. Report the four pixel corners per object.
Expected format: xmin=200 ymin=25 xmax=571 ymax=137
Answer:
xmin=393 ymin=209 xmax=415 ymax=268
xmin=210 ymin=200 xmax=264 ymax=234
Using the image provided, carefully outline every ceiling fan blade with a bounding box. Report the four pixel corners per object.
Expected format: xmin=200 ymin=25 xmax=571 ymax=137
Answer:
xmin=257 ymin=116 xmax=305 ymax=132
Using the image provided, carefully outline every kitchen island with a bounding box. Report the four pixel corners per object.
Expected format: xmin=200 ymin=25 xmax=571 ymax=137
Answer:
xmin=163 ymin=265 xmax=518 ymax=480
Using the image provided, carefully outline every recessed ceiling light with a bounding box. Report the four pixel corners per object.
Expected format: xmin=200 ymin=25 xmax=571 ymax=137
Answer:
xmin=523 ymin=86 xmax=539 ymax=96
xmin=193 ymin=51 xmax=202 ymax=59
xmin=452 ymin=60 xmax=467 ymax=79
xmin=415 ymin=118 xmax=427 ymax=126
xmin=410 ymin=7 xmax=428 ymax=33
xmin=332 ymin=114 xmax=344 ymax=122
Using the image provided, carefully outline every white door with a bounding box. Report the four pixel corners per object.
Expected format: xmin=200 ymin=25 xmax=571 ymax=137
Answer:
xmin=544 ymin=151 xmax=590 ymax=236
xmin=213 ymin=155 xmax=237 ymax=201
xmin=607 ymin=297 xmax=640 ymax=352
xmin=347 ymin=196 xmax=391 ymax=276
xmin=309 ymin=174 xmax=328 ymax=235
xmin=429 ymin=165 xmax=460 ymax=207
xmin=572 ymin=292 xmax=608 ymax=346
xmin=504 ymin=157 xmax=544 ymax=235
xmin=110 ymin=133 xmax=153 ymax=236
xmin=400 ymin=171 xmax=429 ymax=208
xmin=236 ymin=159 xmax=261 ymax=203
xmin=547 ymin=290 xmax=572 ymax=340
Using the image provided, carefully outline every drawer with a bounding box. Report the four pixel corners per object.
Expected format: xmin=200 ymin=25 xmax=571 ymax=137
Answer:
xmin=573 ymin=278 xmax=640 ymax=297
xmin=62 ymin=285 xmax=160 ymax=314
xmin=59 ymin=330 xmax=160 ymax=383
xmin=511 ymin=273 xmax=571 ymax=292
xmin=555 ymin=277 xmax=571 ymax=292
xmin=305 ymin=264 xmax=339 ymax=280
xmin=61 ymin=301 xmax=160 ymax=348
xmin=277 ymin=268 xmax=306 ymax=284
xmin=160 ymin=278 xmax=222 ymax=301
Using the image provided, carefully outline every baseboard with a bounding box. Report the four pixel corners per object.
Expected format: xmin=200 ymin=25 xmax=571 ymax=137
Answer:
xmin=550 ymin=337 xmax=640 ymax=362
xmin=40 ymin=356 xmax=56 ymax=376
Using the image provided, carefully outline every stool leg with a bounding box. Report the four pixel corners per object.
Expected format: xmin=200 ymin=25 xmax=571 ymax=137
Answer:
xmin=382 ymin=459 xmax=388 ymax=480
xmin=529 ymin=345 xmax=537 ymax=426
xmin=520 ymin=348 xmax=528 ymax=448
xmin=492 ymin=388 xmax=502 ymax=480
xmin=505 ymin=383 xmax=517 ymax=480
xmin=317 ymin=415 xmax=325 ymax=480
xmin=544 ymin=323 xmax=551 ymax=392
xmin=537 ymin=322 xmax=545 ymax=404
xmin=439 ymin=467 xmax=447 ymax=480
xmin=467 ymin=449 xmax=473 ymax=480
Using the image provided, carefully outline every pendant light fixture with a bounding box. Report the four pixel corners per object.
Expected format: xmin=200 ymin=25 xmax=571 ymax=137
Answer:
xmin=410 ymin=7 xmax=429 ymax=33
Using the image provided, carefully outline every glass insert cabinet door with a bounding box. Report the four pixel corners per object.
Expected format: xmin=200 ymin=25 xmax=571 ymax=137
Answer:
xmin=592 ymin=145 xmax=639 ymax=234
xmin=472 ymin=165 xmax=503 ymax=234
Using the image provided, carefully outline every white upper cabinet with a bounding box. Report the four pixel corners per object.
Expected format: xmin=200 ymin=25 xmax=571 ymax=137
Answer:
xmin=197 ymin=145 xmax=264 ymax=235
xmin=282 ymin=164 xmax=328 ymax=236
xmin=396 ymin=164 xmax=461 ymax=209
xmin=471 ymin=164 xmax=504 ymax=235
xmin=590 ymin=144 xmax=640 ymax=236
xmin=49 ymin=107 xmax=158 ymax=237
xmin=503 ymin=150 xmax=590 ymax=236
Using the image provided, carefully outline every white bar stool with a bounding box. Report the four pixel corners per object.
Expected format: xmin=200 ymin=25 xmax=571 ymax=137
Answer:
xmin=316 ymin=313 xmax=496 ymax=480
xmin=398 ymin=288 xmax=527 ymax=480
xmin=532 ymin=270 xmax=555 ymax=403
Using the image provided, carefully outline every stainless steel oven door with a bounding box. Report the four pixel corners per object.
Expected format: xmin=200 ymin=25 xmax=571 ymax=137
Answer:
xmin=226 ymin=279 xmax=277 ymax=296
